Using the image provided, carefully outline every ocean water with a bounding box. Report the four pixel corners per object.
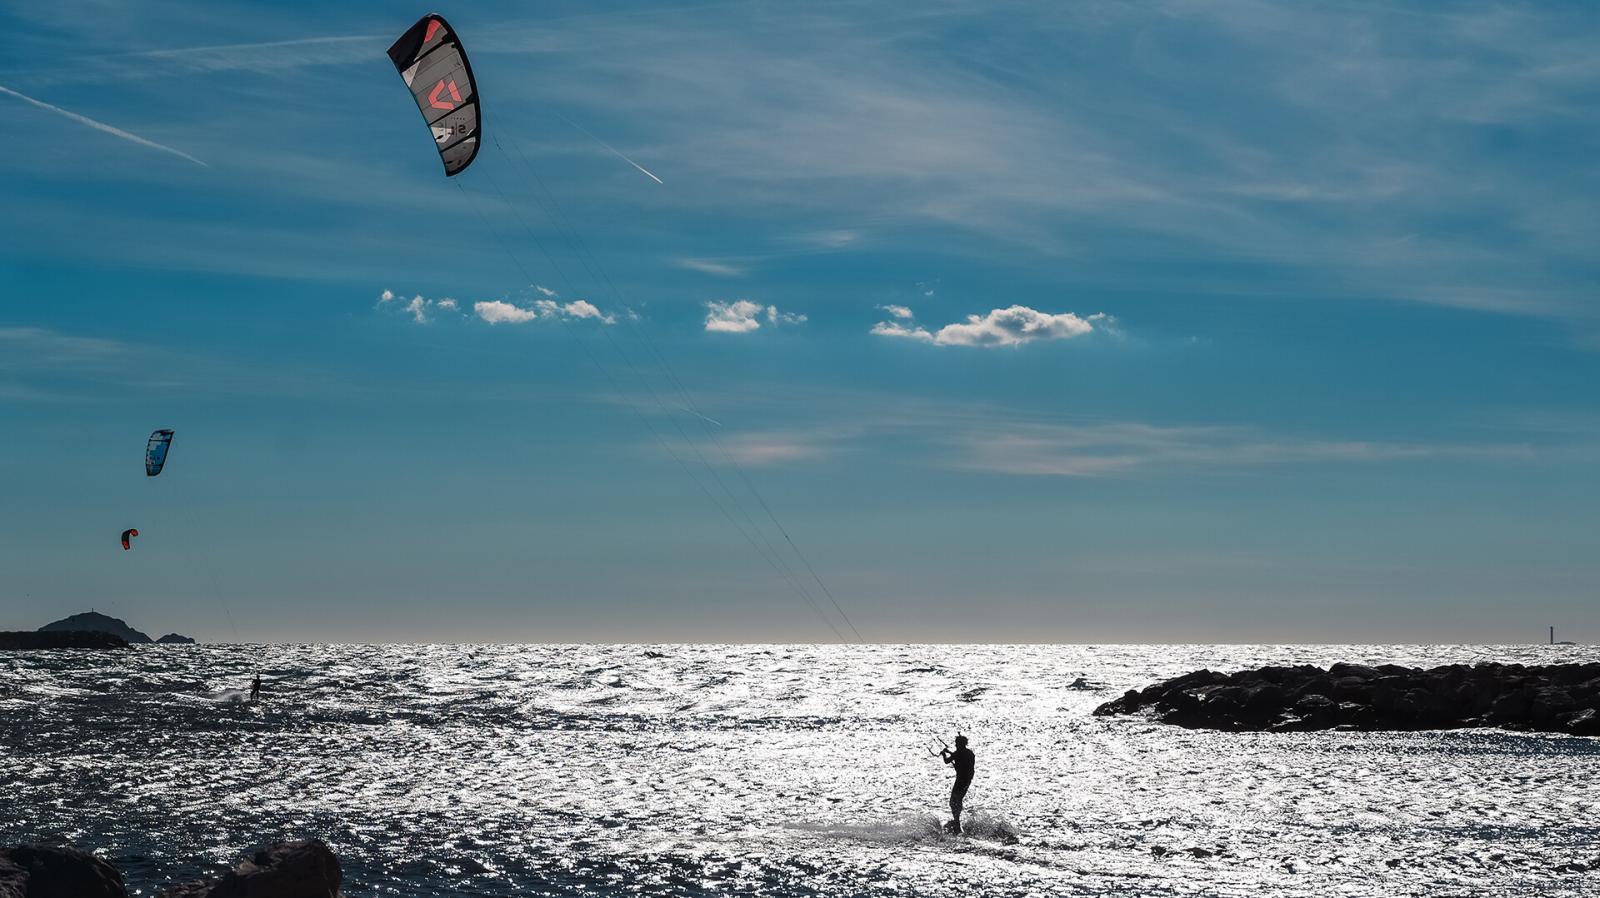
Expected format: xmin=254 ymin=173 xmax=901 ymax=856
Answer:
xmin=2 ymin=643 xmax=1597 ymax=897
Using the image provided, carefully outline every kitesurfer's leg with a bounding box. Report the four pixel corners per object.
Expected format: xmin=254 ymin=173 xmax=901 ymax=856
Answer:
xmin=949 ymin=780 xmax=969 ymax=834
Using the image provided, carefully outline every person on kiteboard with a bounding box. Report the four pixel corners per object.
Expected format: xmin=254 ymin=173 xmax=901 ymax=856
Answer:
xmin=249 ymin=673 xmax=261 ymax=703
xmin=940 ymin=734 xmax=975 ymax=834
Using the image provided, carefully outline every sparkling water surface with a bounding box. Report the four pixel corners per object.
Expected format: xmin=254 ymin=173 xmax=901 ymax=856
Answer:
xmin=3 ymin=643 xmax=1598 ymax=896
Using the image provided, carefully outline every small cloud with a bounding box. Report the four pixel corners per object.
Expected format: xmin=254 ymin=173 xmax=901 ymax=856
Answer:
xmin=474 ymin=300 xmax=540 ymax=325
xmin=870 ymin=320 xmax=935 ymax=343
xmin=767 ymin=305 xmax=807 ymax=326
xmin=534 ymin=285 xmax=558 ymax=297
xmin=375 ymin=288 xmax=469 ymax=324
xmin=705 ymin=300 xmax=805 ymax=333
xmin=475 ymin=298 xmax=617 ymax=326
xmin=676 ymin=257 xmax=745 ymax=277
xmin=877 ymin=304 xmax=915 ymax=320
xmin=704 ymin=300 xmax=765 ymax=333
xmin=872 ymin=304 xmax=1104 ymax=348
xmin=559 ymin=299 xmax=616 ymax=324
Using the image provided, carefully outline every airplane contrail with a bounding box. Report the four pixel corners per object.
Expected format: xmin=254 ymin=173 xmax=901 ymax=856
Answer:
xmin=554 ymin=111 xmax=663 ymax=184
xmin=0 ymin=84 xmax=207 ymax=167
xmin=682 ymin=407 xmax=723 ymax=427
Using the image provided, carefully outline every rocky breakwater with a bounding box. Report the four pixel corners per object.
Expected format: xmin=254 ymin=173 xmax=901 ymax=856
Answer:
xmin=1094 ymin=662 xmax=1600 ymax=735
xmin=0 ymin=840 xmax=341 ymax=898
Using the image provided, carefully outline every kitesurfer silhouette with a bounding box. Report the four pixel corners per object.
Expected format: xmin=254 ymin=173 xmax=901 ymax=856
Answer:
xmin=249 ymin=673 xmax=261 ymax=703
xmin=940 ymin=734 xmax=975 ymax=834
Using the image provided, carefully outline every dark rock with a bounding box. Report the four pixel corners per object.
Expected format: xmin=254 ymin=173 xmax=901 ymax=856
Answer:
xmin=0 ymin=631 xmax=129 ymax=651
xmin=156 ymin=634 xmax=197 ymax=645
xmin=157 ymin=839 xmax=341 ymax=898
xmin=1563 ymin=708 xmax=1600 ymax=736
xmin=1094 ymin=662 xmax=1600 ymax=735
xmin=1331 ymin=677 xmax=1373 ymax=701
xmin=0 ymin=845 xmax=127 ymax=898
xmin=1328 ymin=663 xmax=1380 ymax=680
xmin=1294 ymin=676 xmax=1335 ymax=699
xmin=1240 ymin=683 xmax=1285 ymax=712
xmin=38 ymin=612 xmax=152 ymax=644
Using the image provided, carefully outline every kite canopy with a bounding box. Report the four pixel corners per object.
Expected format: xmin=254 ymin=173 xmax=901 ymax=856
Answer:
xmin=146 ymin=429 xmax=174 ymax=477
xmin=387 ymin=14 xmax=481 ymax=176
xmin=121 ymin=528 xmax=138 ymax=551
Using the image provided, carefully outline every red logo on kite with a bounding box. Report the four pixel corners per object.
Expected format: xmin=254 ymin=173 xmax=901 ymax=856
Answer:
xmin=424 ymin=19 xmax=442 ymax=43
xmin=428 ymin=79 xmax=464 ymax=111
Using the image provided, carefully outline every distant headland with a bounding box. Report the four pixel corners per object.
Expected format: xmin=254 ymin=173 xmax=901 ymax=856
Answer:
xmin=0 ymin=611 xmax=195 ymax=650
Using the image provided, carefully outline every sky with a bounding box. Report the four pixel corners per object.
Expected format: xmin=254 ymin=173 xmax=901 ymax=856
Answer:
xmin=2 ymin=0 xmax=1597 ymax=643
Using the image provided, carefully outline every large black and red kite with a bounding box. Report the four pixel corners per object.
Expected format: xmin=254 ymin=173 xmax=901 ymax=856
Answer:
xmin=388 ymin=14 xmax=481 ymax=176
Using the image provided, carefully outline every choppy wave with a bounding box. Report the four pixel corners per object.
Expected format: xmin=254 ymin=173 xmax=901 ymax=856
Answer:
xmin=2 ymin=643 xmax=1598 ymax=896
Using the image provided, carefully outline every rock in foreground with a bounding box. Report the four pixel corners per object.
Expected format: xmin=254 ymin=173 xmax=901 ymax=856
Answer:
xmin=0 ymin=631 xmax=129 ymax=651
xmin=158 ymin=840 xmax=342 ymax=898
xmin=1094 ymin=662 xmax=1600 ymax=735
xmin=0 ymin=845 xmax=127 ymax=897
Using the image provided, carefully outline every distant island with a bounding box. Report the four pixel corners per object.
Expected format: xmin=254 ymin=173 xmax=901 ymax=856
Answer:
xmin=0 ymin=611 xmax=195 ymax=650
xmin=39 ymin=611 xmax=161 ymax=643
xmin=0 ymin=630 xmax=129 ymax=650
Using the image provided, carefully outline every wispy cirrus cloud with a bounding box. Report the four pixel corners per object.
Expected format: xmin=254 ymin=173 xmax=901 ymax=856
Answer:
xmin=676 ymin=257 xmax=746 ymax=277
xmin=951 ymin=421 xmax=1537 ymax=477
xmin=0 ymin=326 xmax=132 ymax=371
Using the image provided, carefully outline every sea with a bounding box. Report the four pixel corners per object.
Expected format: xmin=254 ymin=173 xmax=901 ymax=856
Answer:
xmin=2 ymin=643 xmax=1597 ymax=897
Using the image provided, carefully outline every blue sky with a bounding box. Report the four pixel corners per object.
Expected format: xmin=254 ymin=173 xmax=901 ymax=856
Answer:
xmin=2 ymin=0 xmax=1597 ymax=642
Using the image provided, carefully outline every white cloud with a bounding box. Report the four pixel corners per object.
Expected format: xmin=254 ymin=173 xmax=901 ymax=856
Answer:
xmin=767 ymin=306 xmax=807 ymax=326
xmin=934 ymin=305 xmax=1097 ymax=347
xmin=704 ymin=300 xmax=765 ymax=333
xmin=872 ymin=304 xmax=1103 ymax=348
xmin=474 ymin=300 xmax=541 ymax=325
xmin=677 ymin=257 xmax=745 ymax=277
xmin=376 ymin=288 xmax=469 ymax=324
xmin=534 ymin=285 xmax=558 ymax=297
xmin=704 ymin=300 xmax=805 ymax=333
xmin=870 ymin=320 xmax=934 ymax=343
xmin=475 ymin=297 xmax=616 ymax=326
xmin=560 ymin=299 xmax=615 ymax=324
